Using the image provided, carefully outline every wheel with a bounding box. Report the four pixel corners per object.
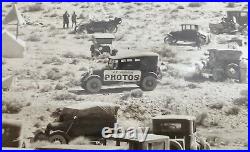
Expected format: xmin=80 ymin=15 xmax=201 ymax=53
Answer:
xmin=34 ymin=132 xmax=48 ymax=142
xmin=170 ymin=140 xmax=183 ymax=150
xmin=85 ymin=77 xmax=102 ymax=93
xmin=164 ymin=35 xmax=177 ymax=44
xmin=48 ymin=132 xmax=67 ymax=144
xmin=226 ymin=63 xmax=240 ymax=80
xmin=212 ymin=68 xmax=225 ymax=81
xmin=140 ymin=75 xmax=157 ymax=91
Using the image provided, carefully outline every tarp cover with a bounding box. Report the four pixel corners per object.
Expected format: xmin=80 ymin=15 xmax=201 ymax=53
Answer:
xmin=62 ymin=102 xmax=119 ymax=119
xmin=3 ymin=4 xmax=26 ymax=25
xmin=2 ymin=29 xmax=26 ymax=58
xmin=2 ymin=75 xmax=14 ymax=90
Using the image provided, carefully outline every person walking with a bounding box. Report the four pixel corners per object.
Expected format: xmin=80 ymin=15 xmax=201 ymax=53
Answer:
xmin=71 ymin=12 xmax=77 ymax=28
xmin=63 ymin=11 xmax=70 ymax=29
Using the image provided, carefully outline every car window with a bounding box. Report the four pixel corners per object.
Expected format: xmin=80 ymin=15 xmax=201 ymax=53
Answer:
xmin=159 ymin=122 xmax=182 ymax=132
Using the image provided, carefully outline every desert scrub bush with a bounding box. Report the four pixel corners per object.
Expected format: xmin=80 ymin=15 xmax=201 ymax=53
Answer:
xmin=66 ymin=78 xmax=81 ymax=87
xmin=225 ymin=106 xmax=240 ymax=115
xmin=196 ymin=112 xmax=208 ymax=126
xmin=26 ymin=34 xmax=41 ymax=42
xmin=43 ymin=57 xmax=63 ymax=65
xmin=2 ymin=97 xmax=30 ymax=114
xmin=188 ymin=2 xmax=203 ymax=7
xmin=63 ymin=51 xmax=77 ymax=58
xmin=54 ymin=92 xmax=77 ymax=101
xmin=79 ymin=66 xmax=88 ymax=71
xmin=55 ymin=83 xmax=65 ymax=90
xmin=177 ymin=5 xmax=184 ymax=9
xmin=154 ymin=47 xmax=176 ymax=59
xmin=233 ymin=97 xmax=248 ymax=107
xmin=120 ymin=91 xmax=131 ymax=100
xmin=46 ymin=68 xmax=63 ymax=80
xmin=69 ymin=136 xmax=91 ymax=145
xmin=40 ymin=85 xmax=52 ymax=93
xmin=226 ymin=2 xmax=236 ymax=8
xmin=24 ymin=4 xmax=44 ymax=12
xmin=208 ymin=102 xmax=224 ymax=110
xmin=131 ymin=89 xmax=143 ymax=98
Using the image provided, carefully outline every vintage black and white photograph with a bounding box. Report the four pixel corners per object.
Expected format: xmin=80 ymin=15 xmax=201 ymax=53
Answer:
xmin=2 ymin=2 xmax=248 ymax=150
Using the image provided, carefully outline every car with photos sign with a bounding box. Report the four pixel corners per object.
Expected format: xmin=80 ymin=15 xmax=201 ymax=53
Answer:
xmin=81 ymin=52 xmax=162 ymax=93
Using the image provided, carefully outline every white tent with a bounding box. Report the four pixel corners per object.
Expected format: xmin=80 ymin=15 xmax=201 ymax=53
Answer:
xmin=3 ymin=4 xmax=26 ymax=25
xmin=2 ymin=75 xmax=14 ymax=91
xmin=2 ymin=29 xmax=26 ymax=58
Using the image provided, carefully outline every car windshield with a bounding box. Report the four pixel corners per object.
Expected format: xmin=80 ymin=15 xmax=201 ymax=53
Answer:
xmin=108 ymin=59 xmax=119 ymax=69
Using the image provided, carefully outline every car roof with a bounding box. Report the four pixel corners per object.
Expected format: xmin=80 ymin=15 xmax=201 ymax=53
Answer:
xmin=93 ymin=33 xmax=115 ymax=39
xmin=110 ymin=52 xmax=159 ymax=60
xmin=64 ymin=101 xmax=119 ymax=110
xmin=152 ymin=115 xmax=196 ymax=121
xmin=181 ymin=24 xmax=199 ymax=26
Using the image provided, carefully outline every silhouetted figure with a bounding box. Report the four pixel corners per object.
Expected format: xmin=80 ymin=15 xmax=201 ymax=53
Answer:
xmin=71 ymin=12 xmax=77 ymax=28
xmin=63 ymin=11 xmax=70 ymax=29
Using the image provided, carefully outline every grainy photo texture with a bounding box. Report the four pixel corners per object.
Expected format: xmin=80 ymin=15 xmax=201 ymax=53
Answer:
xmin=2 ymin=2 xmax=248 ymax=150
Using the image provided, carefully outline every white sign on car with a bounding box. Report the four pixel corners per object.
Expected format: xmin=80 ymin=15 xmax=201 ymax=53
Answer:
xmin=104 ymin=70 xmax=141 ymax=82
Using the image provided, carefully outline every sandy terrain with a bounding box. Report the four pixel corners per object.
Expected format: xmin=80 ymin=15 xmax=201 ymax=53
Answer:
xmin=2 ymin=2 xmax=248 ymax=150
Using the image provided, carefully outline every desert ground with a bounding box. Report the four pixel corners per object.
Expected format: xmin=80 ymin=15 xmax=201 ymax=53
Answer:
xmin=2 ymin=2 xmax=248 ymax=149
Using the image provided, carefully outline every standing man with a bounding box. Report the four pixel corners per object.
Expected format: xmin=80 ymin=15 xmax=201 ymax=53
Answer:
xmin=71 ymin=12 xmax=77 ymax=28
xmin=196 ymin=34 xmax=202 ymax=50
xmin=63 ymin=11 xmax=70 ymax=29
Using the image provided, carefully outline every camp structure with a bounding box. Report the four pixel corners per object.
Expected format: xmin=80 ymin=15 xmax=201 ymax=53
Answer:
xmin=2 ymin=75 xmax=14 ymax=91
xmin=3 ymin=4 xmax=26 ymax=38
xmin=2 ymin=29 xmax=26 ymax=58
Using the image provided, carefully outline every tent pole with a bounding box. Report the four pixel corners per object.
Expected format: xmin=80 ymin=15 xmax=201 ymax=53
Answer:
xmin=16 ymin=20 xmax=19 ymax=39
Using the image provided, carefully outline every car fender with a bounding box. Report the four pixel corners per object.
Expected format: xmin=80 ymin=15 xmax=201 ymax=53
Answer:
xmin=85 ymin=75 xmax=102 ymax=82
xmin=146 ymin=72 xmax=158 ymax=79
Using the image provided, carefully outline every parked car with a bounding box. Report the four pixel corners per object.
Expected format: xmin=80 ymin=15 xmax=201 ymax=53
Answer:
xmin=75 ymin=17 xmax=122 ymax=34
xmin=152 ymin=115 xmax=210 ymax=150
xmin=103 ymin=134 xmax=170 ymax=150
xmin=33 ymin=102 xmax=119 ymax=144
xmin=209 ymin=11 xmax=248 ymax=35
xmin=164 ymin=24 xmax=210 ymax=45
xmin=200 ymin=49 xmax=244 ymax=82
xmin=81 ymin=52 xmax=162 ymax=93
xmin=90 ymin=33 xmax=118 ymax=57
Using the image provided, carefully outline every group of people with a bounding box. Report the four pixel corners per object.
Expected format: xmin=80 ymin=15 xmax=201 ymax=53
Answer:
xmin=63 ymin=11 xmax=77 ymax=29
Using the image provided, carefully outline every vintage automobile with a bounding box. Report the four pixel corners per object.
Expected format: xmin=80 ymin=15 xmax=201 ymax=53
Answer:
xmin=90 ymin=33 xmax=118 ymax=57
xmin=164 ymin=24 xmax=210 ymax=45
xmin=36 ymin=144 xmax=127 ymax=150
xmin=81 ymin=52 xmax=162 ymax=93
xmin=2 ymin=119 xmax=24 ymax=148
xmin=209 ymin=11 xmax=248 ymax=35
xmin=103 ymin=134 xmax=170 ymax=150
xmin=33 ymin=102 xmax=119 ymax=144
xmin=152 ymin=115 xmax=211 ymax=150
xmin=75 ymin=17 xmax=122 ymax=34
xmin=200 ymin=49 xmax=244 ymax=82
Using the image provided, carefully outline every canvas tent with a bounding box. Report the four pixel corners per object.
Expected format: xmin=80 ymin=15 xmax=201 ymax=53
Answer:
xmin=2 ymin=29 xmax=26 ymax=58
xmin=2 ymin=75 xmax=14 ymax=91
xmin=3 ymin=4 xmax=26 ymax=25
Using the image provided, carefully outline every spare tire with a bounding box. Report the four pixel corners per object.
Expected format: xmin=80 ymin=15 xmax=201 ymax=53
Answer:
xmin=226 ymin=63 xmax=240 ymax=80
